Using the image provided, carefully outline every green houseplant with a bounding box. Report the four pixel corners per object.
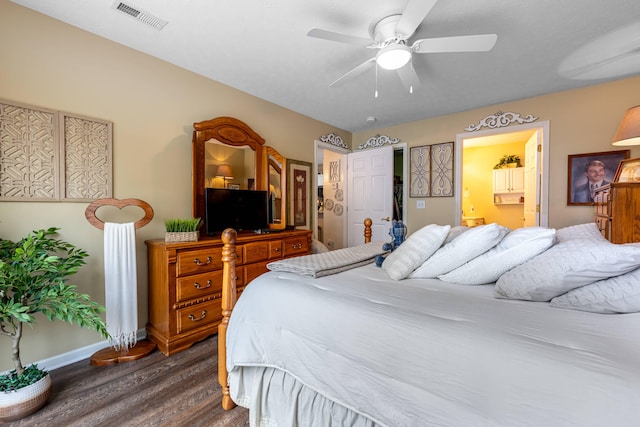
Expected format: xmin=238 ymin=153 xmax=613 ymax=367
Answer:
xmin=494 ymin=154 xmax=521 ymax=169
xmin=164 ymin=217 xmax=201 ymax=242
xmin=0 ymin=227 xmax=109 ymax=420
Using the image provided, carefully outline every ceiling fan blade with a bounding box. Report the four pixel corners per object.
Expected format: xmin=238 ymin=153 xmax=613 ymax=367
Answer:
xmin=329 ymin=58 xmax=376 ymax=88
xmin=307 ymin=28 xmax=372 ymax=47
xmin=412 ymin=34 xmax=498 ymax=53
xmin=396 ymin=0 xmax=439 ymax=37
xmin=396 ymin=62 xmax=421 ymax=92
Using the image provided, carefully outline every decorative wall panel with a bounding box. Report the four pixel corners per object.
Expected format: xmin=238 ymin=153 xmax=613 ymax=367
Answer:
xmin=0 ymin=103 xmax=59 ymax=200
xmin=61 ymin=114 xmax=112 ymax=200
xmin=410 ymin=145 xmax=431 ymax=197
xmin=410 ymin=142 xmax=454 ymax=198
xmin=430 ymin=142 xmax=454 ymax=197
xmin=0 ymin=100 xmax=112 ymax=201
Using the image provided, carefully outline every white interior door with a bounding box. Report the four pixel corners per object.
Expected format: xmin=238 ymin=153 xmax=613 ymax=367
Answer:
xmin=347 ymin=145 xmax=393 ymax=246
xmin=523 ymin=131 xmax=541 ymax=227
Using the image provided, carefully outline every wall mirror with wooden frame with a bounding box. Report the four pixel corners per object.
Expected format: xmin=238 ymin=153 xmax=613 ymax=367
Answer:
xmin=192 ymin=116 xmax=286 ymax=232
xmin=266 ymin=146 xmax=286 ymax=228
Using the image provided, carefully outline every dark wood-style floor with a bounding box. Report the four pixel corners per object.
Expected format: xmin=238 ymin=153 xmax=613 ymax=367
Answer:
xmin=3 ymin=335 xmax=249 ymax=427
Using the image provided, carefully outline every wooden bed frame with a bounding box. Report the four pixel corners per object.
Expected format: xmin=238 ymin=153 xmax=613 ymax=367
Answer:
xmin=217 ymin=218 xmax=373 ymax=409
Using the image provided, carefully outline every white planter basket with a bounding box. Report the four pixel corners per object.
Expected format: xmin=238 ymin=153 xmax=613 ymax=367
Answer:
xmin=0 ymin=374 xmax=52 ymax=421
xmin=165 ymin=231 xmax=199 ymax=243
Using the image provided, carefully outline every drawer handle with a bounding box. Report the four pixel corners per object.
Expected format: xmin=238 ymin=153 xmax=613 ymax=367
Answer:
xmin=193 ymin=256 xmax=212 ymax=266
xmin=188 ymin=310 xmax=207 ymax=321
xmin=291 ymin=243 xmax=303 ymax=249
xmin=274 ymin=247 xmax=280 ymax=252
xmin=194 ymin=280 xmax=212 ymax=290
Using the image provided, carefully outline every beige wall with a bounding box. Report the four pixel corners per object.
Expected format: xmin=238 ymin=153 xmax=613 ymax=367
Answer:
xmin=0 ymin=2 xmax=348 ymax=371
xmin=2 ymin=1 xmax=640 ymax=370
xmin=354 ymin=76 xmax=640 ymax=234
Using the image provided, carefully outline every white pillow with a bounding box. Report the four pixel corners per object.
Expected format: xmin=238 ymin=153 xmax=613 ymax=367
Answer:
xmin=409 ymin=223 xmax=509 ymax=279
xmin=439 ymin=227 xmax=556 ymax=285
xmin=443 ymin=225 xmax=470 ymax=245
xmin=382 ymin=224 xmax=451 ymax=280
xmin=550 ymin=267 xmax=640 ymax=313
xmin=495 ymin=240 xmax=640 ymax=301
xmin=556 ymin=222 xmax=605 ymax=243
xmin=311 ymin=239 xmax=330 ymax=254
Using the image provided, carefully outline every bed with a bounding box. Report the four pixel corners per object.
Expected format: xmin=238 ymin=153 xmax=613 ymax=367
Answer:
xmin=216 ymin=220 xmax=640 ymax=426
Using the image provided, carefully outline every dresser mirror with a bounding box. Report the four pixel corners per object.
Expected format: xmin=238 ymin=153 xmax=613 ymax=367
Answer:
xmin=266 ymin=146 xmax=286 ymax=229
xmin=204 ymin=141 xmax=256 ymax=190
xmin=192 ymin=116 xmax=286 ymax=231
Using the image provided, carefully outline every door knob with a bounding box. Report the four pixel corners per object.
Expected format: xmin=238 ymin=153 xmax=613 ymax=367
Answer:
xmin=381 ymin=217 xmax=390 ymax=221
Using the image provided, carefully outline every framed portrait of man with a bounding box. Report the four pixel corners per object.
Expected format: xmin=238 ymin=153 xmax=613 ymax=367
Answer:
xmin=567 ymin=150 xmax=630 ymax=205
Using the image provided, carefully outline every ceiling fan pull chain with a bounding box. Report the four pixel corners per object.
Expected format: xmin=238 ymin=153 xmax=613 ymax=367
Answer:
xmin=374 ymin=63 xmax=379 ymax=98
xmin=409 ymin=59 xmax=414 ymax=94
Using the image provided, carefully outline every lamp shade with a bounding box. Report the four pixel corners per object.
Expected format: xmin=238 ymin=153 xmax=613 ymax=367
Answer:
xmin=612 ymin=105 xmax=640 ymax=146
xmin=376 ymin=44 xmax=412 ymax=70
xmin=215 ymin=164 xmax=233 ymax=179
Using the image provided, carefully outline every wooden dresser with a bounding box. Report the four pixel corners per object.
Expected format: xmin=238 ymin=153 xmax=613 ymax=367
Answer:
xmin=594 ymin=182 xmax=640 ymax=243
xmin=146 ymin=229 xmax=311 ymax=356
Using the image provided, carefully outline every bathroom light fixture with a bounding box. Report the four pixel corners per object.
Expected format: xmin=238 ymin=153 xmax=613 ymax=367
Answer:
xmin=612 ymin=105 xmax=640 ymax=146
xmin=376 ymin=44 xmax=412 ymax=70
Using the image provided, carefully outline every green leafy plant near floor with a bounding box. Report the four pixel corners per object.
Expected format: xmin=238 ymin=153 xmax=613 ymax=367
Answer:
xmin=0 ymin=365 xmax=46 ymax=392
xmin=0 ymin=227 xmax=109 ymax=392
xmin=164 ymin=218 xmax=201 ymax=232
xmin=494 ymin=154 xmax=521 ymax=169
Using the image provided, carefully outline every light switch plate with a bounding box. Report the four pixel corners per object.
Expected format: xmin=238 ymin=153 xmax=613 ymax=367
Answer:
xmin=416 ymin=200 xmax=425 ymax=209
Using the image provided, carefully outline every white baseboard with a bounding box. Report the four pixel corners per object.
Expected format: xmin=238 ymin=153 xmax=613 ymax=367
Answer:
xmin=34 ymin=329 xmax=148 ymax=372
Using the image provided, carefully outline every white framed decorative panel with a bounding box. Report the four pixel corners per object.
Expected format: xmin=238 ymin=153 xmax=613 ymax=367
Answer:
xmin=0 ymin=99 xmax=112 ymax=201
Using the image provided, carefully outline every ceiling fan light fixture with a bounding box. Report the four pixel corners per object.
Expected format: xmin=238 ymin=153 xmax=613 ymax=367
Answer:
xmin=376 ymin=44 xmax=412 ymax=70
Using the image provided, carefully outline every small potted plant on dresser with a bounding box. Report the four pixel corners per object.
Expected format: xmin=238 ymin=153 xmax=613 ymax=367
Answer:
xmin=164 ymin=218 xmax=202 ymax=243
xmin=0 ymin=227 xmax=109 ymax=421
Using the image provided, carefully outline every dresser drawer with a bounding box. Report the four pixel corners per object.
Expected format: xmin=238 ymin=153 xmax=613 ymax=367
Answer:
xmin=243 ymin=240 xmax=285 ymax=263
xmin=176 ymin=247 xmax=223 ymax=276
xmin=176 ymin=300 xmax=222 ymax=334
xmin=268 ymin=240 xmax=283 ymax=259
xmin=176 ymin=247 xmax=242 ymax=277
xmin=176 ymin=270 xmax=223 ymax=303
xmin=176 ymin=267 xmax=246 ymax=303
xmin=245 ymin=261 xmax=269 ymax=284
xmin=283 ymin=236 xmax=308 ymax=257
xmin=243 ymin=241 xmax=269 ymax=264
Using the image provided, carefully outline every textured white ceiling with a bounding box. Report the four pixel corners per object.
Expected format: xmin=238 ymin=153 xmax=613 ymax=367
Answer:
xmin=11 ymin=0 xmax=640 ymax=132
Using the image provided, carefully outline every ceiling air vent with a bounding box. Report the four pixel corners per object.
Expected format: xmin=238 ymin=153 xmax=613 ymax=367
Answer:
xmin=112 ymin=1 xmax=168 ymax=30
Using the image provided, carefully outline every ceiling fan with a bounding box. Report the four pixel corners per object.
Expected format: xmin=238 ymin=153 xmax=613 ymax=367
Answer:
xmin=307 ymin=0 xmax=497 ymax=93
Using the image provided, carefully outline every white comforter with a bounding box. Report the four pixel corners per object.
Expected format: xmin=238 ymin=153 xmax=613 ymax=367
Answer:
xmin=226 ymin=264 xmax=640 ymax=426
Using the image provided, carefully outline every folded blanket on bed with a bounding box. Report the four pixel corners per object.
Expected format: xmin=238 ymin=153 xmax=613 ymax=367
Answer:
xmin=267 ymin=241 xmax=386 ymax=277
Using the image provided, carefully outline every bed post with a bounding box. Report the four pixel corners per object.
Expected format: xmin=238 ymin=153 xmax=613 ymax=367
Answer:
xmin=364 ymin=218 xmax=372 ymax=243
xmin=219 ymin=228 xmax=237 ymax=410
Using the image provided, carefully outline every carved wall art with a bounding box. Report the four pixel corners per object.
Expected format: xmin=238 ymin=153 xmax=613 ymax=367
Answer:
xmin=0 ymin=99 xmax=112 ymax=201
xmin=464 ymin=111 xmax=538 ymax=132
xmin=319 ymin=133 xmax=349 ymax=150
xmin=358 ymin=134 xmax=401 ymax=150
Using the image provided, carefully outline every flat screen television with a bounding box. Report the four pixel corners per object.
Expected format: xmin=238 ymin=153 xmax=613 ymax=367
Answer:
xmin=204 ymin=188 xmax=269 ymax=234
